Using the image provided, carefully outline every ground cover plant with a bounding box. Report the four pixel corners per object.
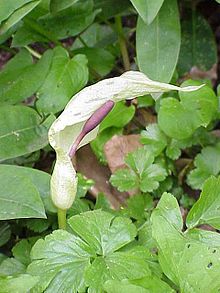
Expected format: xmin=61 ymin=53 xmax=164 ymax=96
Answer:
xmin=1 ymin=0 xmax=220 ymax=292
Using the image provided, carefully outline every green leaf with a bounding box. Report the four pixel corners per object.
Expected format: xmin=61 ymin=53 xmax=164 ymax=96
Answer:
xmin=0 ymin=49 xmax=52 ymax=104
xmin=73 ymin=47 xmax=115 ymax=77
xmin=28 ymin=210 xmax=140 ymax=292
xmin=186 ymin=176 xmax=220 ymax=230
xmin=151 ymin=193 xmax=220 ymax=292
xmin=136 ymin=0 xmax=180 ymax=82
xmin=0 ymin=164 xmax=55 ymax=213
xmin=0 ymin=1 xmax=40 ymax=34
xmin=36 ymin=47 xmax=88 ymax=114
xmin=104 ymin=275 xmax=174 ymax=293
xmin=0 ymin=223 xmax=11 ymax=247
xmin=68 ymin=210 xmax=137 ymax=255
xmin=0 ymin=0 xmax=34 ymax=23
xmin=158 ymin=81 xmax=218 ymax=139
xmin=99 ymin=102 xmax=135 ymax=132
xmin=85 ymin=247 xmax=151 ymax=292
xmin=130 ymin=0 xmax=164 ymax=24
xmin=28 ymin=230 xmax=94 ymax=292
xmin=140 ymin=123 xmax=167 ymax=156
xmin=94 ymin=0 xmax=130 ymax=19
xmin=0 ymin=167 xmax=46 ymax=220
xmin=178 ymin=12 xmax=217 ymax=75
xmin=38 ymin=0 xmax=99 ymax=39
xmin=110 ymin=168 xmax=139 ymax=192
xmin=12 ymin=239 xmax=32 ymax=266
xmin=187 ymin=143 xmax=220 ymax=189
xmin=50 ymin=0 xmax=79 ymax=13
xmin=0 ymin=274 xmax=38 ymax=293
xmin=111 ymin=147 xmax=167 ymax=192
xmin=0 ymin=258 xmax=26 ymax=276
xmin=0 ymin=106 xmax=55 ymax=161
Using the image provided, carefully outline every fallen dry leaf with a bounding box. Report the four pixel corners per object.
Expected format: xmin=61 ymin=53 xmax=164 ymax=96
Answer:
xmin=104 ymin=134 xmax=142 ymax=173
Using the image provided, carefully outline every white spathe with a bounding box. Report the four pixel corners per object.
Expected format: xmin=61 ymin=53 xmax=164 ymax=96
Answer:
xmin=49 ymin=71 xmax=203 ymax=210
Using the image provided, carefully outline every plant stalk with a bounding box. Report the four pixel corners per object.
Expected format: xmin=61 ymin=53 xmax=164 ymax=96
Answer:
xmin=115 ymin=16 xmax=130 ymax=71
xmin=58 ymin=208 xmax=67 ymax=230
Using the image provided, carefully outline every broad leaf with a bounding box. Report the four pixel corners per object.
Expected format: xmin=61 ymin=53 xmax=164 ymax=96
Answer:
xmin=73 ymin=47 xmax=115 ymax=77
xmin=0 ymin=0 xmax=34 ymax=23
xmin=0 ymin=258 xmax=26 ymax=276
xmin=187 ymin=143 xmax=220 ymax=189
xmin=151 ymin=193 xmax=220 ymax=292
xmin=0 ymin=49 xmax=52 ymax=104
xmin=48 ymin=70 xmax=201 ymax=209
xmin=0 ymin=105 xmax=55 ymax=161
xmin=0 ymin=168 xmax=46 ymax=220
xmin=38 ymin=0 xmax=98 ymax=39
xmin=186 ymin=176 xmax=220 ymax=230
xmin=50 ymin=0 xmax=79 ymax=13
xmin=36 ymin=47 xmax=88 ymax=114
xmin=136 ymin=0 xmax=180 ymax=82
xmin=94 ymin=0 xmax=130 ymax=19
xmin=130 ymin=0 xmax=164 ymax=24
xmin=158 ymin=80 xmax=218 ymax=139
xmin=178 ymin=12 xmax=217 ymax=75
xmin=0 ymin=164 xmax=55 ymax=213
xmin=0 ymin=1 xmax=40 ymax=34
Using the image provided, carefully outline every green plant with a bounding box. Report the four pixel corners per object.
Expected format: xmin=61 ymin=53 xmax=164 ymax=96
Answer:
xmin=1 ymin=0 xmax=220 ymax=292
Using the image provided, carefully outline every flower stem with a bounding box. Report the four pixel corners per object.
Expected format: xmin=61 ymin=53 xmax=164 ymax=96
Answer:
xmin=115 ymin=16 xmax=130 ymax=71
xmin=24 ymin=46 xmax=42 ymax=59
xmin=57 ymin=208 xmax=67 ymax=230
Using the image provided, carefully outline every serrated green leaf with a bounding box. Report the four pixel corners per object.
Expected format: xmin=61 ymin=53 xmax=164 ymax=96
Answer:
xmin=158 ymin=81 xmax=218 ymax=139
xmin=0 ymin=223 xmax=11 ymax=247
xmin=0 ymin=49 xmax=52 ymax=104
xmin=36 ymin=47 xmax=88 ymax=114
xmin=38 ymin=0 xmax=98 ymax=39
xmin=0 ymin=274 xmax=38 ymax=293
xmin=104 ymin=275 xmax=174 ymax=293
xmin=0 ymin=1 xmax=40 ymax=34
xmin=85 ymin=247 xmax=151 ymax=292
xmin=136 ymin=0 xmax=180 ymax=82
xmin=187 ymin=143 xmax=220 ymax=189
xmin=0 ymin=106 xmax=55 ymax=161
xmin=186 ymin=176 xmax=220 ymax=229
xmin=130 ymin=0 xmax=164 ymax=24
xmin=151 ymin=192 xmax=220 ymax=293
xmin=0 ymin=164 xmax=55 ymax=213
xmin=68 ymin=210 xmax=137 ymax=255
xmin=110 ymin=168 xmax=138 ymax=192
xmin=178 ymin=12 xmax=217 ymax=75
xmin=28 ymin=229 xmax=94 ymax=292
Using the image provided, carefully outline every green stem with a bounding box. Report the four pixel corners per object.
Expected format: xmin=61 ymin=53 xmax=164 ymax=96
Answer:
xmin=58 ymin=208 xmax=67 ymax=230
xmin=24 ymin=45 xmax=42 ymax=59
xmin=115 ymin=16 xmax=130 ymax=71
